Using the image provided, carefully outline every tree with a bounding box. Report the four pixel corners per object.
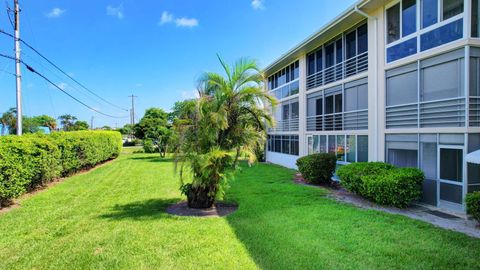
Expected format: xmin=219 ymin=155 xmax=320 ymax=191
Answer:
xmin=119 ymin=124 xmax=134 ymax=135
xmin=135 ymin=108 xmax=173 ymax=157
xmin=32 ymin=115 xmax=57 ymax=131
xmin=58 ymin=114 xmax=77 ymax=131
xmin=71 ymin=121 xmax=89 ymax=131
xmin=0 ymin=108 xmax=16 ymax=136
xmin=174 ymin=56 xmax=276 ymax=209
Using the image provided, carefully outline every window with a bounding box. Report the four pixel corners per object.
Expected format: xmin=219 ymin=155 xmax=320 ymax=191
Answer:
xmin=386 ymin=134 xmax=419 ymax=168
xmin=316 ymin=49 xmax=323 ymax=72
xmin=328 ymin=135 xmax=336 ymax=153
xmin=281 ymin=101 xmax=299 ymax=121
xmin=473 ymin=0 xmax=480 ymax=37
xmin=345 ymin=81 xmax=368 ymax=111
xmin=357 ymin=24 xmax=368 ymax=54
xmin=267 ymin=135 xmax=299 ymax=155
xmin=422 ymin=0 xmax=438 ymax=28
xmin=387 ymin=37 xmax=418 ymax=62
xmin=268 ymin=60 xmax=300 ymax=93
xmin=325 ymin=43 xmax=335 ymax=68
xmin=403 ymin=0 xmax=417 ymax=37
xmin=421 ymin=59 xmax=464 ymax=101
xmin=357 ymin=135 xmax=368 ymax=162
xmin=386 ymin=65 xmax=418 ymax=106
xmin=420 ymin=19 xmax=463 ymax=51
xmin=346 ymin=135 xmax=356 ymax=163
xmin=336 ymin=39 xmax=343 ymax=63
xmin=346 ymin=31 xmax=357 ymax=59
xmin=308 ymin=54 xmax=315 ymax=76
xmin=442 ymin=0 xmax=463 ymax=20
xmin=325 ymin=95 xmax=334 ymax=114
xmin=387 ymin=3 xmax=401 ymax=43
xmin=336 ymin=135 xmax=346 ymax=161
xmin=334 ymin=94 xmax=343 ymax=113
xmin=471 ymin=57 xmax=480 ymax=96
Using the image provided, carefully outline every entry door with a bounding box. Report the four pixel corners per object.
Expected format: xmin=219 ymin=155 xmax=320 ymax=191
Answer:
xmin=438 ymin=145 xmax=465 ymax=211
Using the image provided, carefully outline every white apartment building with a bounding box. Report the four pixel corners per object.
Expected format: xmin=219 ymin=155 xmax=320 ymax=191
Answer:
xmin=264 ymin=0 xmax=480 ymax=213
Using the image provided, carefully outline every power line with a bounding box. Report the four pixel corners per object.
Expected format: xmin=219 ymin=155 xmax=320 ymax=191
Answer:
xmin=0 ymin=28 xmax=129 ymax=112
xmin=0 ymin=52 xmax=128 ymax=119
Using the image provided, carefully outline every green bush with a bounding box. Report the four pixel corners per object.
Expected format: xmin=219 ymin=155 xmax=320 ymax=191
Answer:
xmin=466 ymin=192 xmax=480 ymax=224
xmin=0 ymin=131 xmax=122 ymax=207
xmin=336 ymin=162 xmax=394 ymax=194
xmin=337 ymin=162 xmax=424 ymax=208
xmin=296 ymin=153 xmax=337 ymax=184
xmin=143 ymin=139 xmax=158 ymax=153
xmin=362 ymin=168 xmax=424 ymax=208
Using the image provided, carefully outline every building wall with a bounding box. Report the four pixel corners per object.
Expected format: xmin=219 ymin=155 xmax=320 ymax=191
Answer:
xmin=265 ymin=0 xmax=480 ymax=212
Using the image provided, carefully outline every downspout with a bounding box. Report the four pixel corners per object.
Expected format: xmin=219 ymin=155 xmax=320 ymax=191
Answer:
xmin=354 ymin=5 xmax=379 ymax=161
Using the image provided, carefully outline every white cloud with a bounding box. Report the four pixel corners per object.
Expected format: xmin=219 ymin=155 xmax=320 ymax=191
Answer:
xmin=50 ymin=82 xmax=67 ymax=90
xmin=159 ymin=11 xmax=173 ymax=25
xmin=46 ymin=8 xmax=66 ymax=18
xmin=251 ymin=0 xmax=265 ymax=10
xmin=175 ymin=17 xmax=198 ymax=28
xmin=181 ymin=90 xmax=199 ymax=100
xmin=106 ymin=4 xmax=124 ymax=19
xmin=158 ymin=11 xmax=199 ymax=28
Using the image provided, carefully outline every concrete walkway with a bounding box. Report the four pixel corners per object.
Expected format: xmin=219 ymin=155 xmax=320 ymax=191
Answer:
xmin=294 ymin=174 xmax=480 ymax=239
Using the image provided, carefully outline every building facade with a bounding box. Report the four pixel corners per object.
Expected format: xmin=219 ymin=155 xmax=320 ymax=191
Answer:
xmin=264 ymin=0 xmax=480 ymax=213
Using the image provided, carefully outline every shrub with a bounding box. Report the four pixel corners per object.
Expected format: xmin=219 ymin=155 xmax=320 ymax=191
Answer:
xmin=296 ymin=153 xmax=337 ymax=184
xmin=466 ymin=192 xmax=480 ymax=224
xmin=362 ymin=168 xmax=424 ymax=208
xmin=0 ymin=131 xmax=122 ymax=207
xmin=143 ymin=139 xmax=158 ymax=153
xmin=337 ymin=162 xmax=424 ymax=208
xmin=336 ymin=162 xmax=394 ymax=194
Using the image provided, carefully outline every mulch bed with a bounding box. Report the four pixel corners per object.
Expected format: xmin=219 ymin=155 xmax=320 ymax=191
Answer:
xmin=166 ymin=201 xmax=238 ymax=217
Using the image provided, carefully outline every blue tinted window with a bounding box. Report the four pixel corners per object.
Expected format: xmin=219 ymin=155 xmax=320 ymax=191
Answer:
xmin=420 ymin=19 xmax=463 ymax=51
xmin=402 ymin=0 xmax=417 ymax=37
xmin=387 ymin=37 xmax=418 ymax=62
xmin=422 ymin=0 xmax=438 ymax=28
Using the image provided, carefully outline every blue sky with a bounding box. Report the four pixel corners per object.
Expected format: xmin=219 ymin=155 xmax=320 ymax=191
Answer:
xmin=0 ymin=0 xmax=356 ymax=128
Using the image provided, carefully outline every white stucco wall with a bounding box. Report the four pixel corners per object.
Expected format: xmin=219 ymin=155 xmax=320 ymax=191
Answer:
xmin=266 ymin=151 xmax=298 ymax=169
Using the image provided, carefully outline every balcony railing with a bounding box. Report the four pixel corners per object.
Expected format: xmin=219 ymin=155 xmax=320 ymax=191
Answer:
xmin=306 ymin=52 xmax=368 ymax=91
xmin=386 ymin=97 xmax=467 ymax=129
xmin=470 ymin=97 xmax=480 ymax=127
xmin=268 ymin=118 xmax=299 ymax=133
xmin=306 ymin=109 xmax=368 ymax=131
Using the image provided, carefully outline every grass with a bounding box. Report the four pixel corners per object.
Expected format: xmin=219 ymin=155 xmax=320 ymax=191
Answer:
xmin=0 ymin=152 xmax=479 ymax=269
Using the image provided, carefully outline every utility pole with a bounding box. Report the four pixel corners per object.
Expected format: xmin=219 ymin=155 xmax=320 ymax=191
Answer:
xmin=128 ymin=94 xmax=137 ymax=140
xmin=14 ymin=0 xmax=22 ymax=135
xmin=128 ymin=94 xmax=137 ymax=126
xmin=90 ymin=116 xmax=94 ymax=130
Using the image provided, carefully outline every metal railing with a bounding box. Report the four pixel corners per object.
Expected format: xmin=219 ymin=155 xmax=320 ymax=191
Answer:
xmin=306 ymin=109 xmax=368 ymax=131
xmin=386 ymin=97 xmax=467 ymax=129
xmin=469 ymin=97 xmax=480 ymax=127
xmin=268 ymin=118 xmax=299 ymax=132
xmin=306 ymin=52 xmax=368 ymax=90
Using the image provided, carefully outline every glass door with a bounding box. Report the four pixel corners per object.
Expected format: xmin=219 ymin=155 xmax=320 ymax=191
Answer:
xmin=437 ymin=145 xmax=465 ymax=211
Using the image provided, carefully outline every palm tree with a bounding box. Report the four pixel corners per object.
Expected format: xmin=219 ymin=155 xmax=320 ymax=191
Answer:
xmin=175 ymin=56 xmax=276 ymax=208
xmin=33 ymin=115 xmax=57 ymax=131
xmin=0 ymin=108 xmax=16 ymax=135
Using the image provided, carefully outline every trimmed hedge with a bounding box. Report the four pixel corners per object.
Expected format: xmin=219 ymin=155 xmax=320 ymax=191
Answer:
xmin=336 ymin=162 xmax=395 ymax=194
xmin=337 ymin=162 xmax=424 ymax=208
xmin=296 ymin=153 xmax=337 ymax=184
xmin=0 ymin=131 xmax=122 ymax=207
xmin=466 ymin=192 xmax=480 ymax=224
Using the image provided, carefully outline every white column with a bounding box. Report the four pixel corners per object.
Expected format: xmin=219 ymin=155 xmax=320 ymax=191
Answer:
xmin=298 ymin=55 xmax=307 ymax=157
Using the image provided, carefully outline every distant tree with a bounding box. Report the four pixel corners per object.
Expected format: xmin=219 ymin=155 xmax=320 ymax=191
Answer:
xmin=71 ymin=121 xmax=89 ymax=131
xmin=32 ymin=115 xmax=57 ymax=131
xmin=102 ymin=125 xmax=112 ymax=130
xmin=58 ymin=114 xmax=77 ymax=131
xmin=118 ymin=124 xmax=133 ymax=135
xmin=0 ymin=108 xmax=16 ymax=135
xmin=135 ymin=108 xmax=173 ymax=157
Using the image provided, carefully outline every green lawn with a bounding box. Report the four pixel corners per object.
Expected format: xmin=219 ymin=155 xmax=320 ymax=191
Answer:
xmin=0 ymin=152 xmax=479 ymax=270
